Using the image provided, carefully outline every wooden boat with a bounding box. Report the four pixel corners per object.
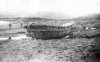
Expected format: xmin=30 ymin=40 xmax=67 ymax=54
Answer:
xmin=24 ymin=24 xmax=71 ymax=40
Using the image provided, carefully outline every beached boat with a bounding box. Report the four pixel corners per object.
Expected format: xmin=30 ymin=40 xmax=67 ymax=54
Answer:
xmin=24 ymin=24 xmax=71 ymax=39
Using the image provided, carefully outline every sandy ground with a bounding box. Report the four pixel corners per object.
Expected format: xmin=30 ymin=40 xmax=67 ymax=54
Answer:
xmin=0 ymin=38 xmax=99 ymax=62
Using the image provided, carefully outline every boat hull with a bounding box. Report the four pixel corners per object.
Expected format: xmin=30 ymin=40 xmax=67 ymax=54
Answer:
xmin=27 ymin=30 xmax=70 ymax=39
xmin=25 ymin=25 xmax=70 ymax=40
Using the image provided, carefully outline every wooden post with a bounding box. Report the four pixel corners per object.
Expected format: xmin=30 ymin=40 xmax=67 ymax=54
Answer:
xmin=9 ymin=37 xmax=11 ymax=40
xmin=21 ymin=23 xmax=23 ymax=28
xmin=9 ymin=23 xmax=12 ymax=29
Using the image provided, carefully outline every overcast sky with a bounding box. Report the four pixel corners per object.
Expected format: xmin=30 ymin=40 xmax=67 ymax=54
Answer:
xmin=0 ymin=0 xmax=100 ymax=19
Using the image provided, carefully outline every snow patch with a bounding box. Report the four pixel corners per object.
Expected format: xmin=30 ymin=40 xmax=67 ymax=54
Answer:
xmin=12 ymin=35 xmax=28 ymax=40
xmin=28 ymin=58 xmax=42 ymax=62
xmin=0 ymin=20 xmax=10 ymax=25
xmin=62 ymin=21 xmax=75 ymax=27
xmin=0 ymin=37 xmax=8 ymax=40
xmin=0 ymin=35 xmax=30 ymax=41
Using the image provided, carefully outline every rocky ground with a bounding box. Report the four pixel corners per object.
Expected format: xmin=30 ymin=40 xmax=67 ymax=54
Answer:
xmin=0 ymin=37 xmax=100 ymax=62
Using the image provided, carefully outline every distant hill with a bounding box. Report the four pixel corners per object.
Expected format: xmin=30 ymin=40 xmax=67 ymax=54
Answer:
xmin=71 ymin=13 xmax=100 ymax=22
xmin=22 ymin=17 xmax=57 ymax=22
xmin=0 ymin=13 xmax=100 ymax=23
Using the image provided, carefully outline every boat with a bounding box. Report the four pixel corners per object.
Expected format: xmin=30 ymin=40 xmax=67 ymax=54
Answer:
xmin=24 ymin=24 xmax=71 ymax=40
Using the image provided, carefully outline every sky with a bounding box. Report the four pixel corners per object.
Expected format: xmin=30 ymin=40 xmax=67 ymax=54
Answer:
xmin=0 ymin=0 xmax=100 ymax=19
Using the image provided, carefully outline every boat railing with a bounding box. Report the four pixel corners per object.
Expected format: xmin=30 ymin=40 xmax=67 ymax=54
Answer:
xmin=25 ymin=24 xmax=71 ymax=31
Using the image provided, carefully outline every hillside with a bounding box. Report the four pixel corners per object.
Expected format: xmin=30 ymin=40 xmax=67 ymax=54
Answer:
xmin=0 ymin=13 xmax=100 ymax=62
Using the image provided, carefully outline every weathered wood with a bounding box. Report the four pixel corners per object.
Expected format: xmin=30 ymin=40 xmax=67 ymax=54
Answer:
xmin=25 ymin=25 xmax=70 ymax=39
